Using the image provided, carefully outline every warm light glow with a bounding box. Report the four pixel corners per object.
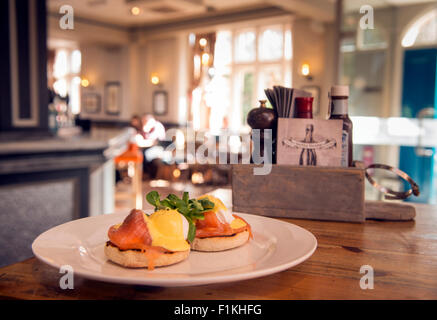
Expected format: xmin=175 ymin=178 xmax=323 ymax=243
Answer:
xmin=301 ymin=63 xmax=310 ymax=76
xmin=131 ymin=6 xmax=140 ymax=15
xmin=191 ymin=87 xmax=202 ymax=130
xmin=229 ymin=136 xmax=242 ymax=154
xmin=81 ymin=78 xmax=89 ymax=87
xmin=201 ymin=53 xmax=210 ymax=66
xmin=127 ymin=162 xmax=135 ymax=177
xmin=173 ymin=169 xmax=181 ymax=178
xmin=150 ymin=73 xmax=160 ymax=85
xmin=71 ymin=76 xmax=81 ymax=114
xmin=71 ymin=50 xmax=82 ymax=73
xmin=193 ymin=55 xmax=201 ymax=78
xmin=175 ymin=129 xmax=185 ymax=149
xmin=53 ymin=50 xmax=68 ymax=78
xmin=199 ymin=38 xmax=207 ymax=47
xmin=149 ymin=180 xmax=170 ymax=188
xmin=191 ymin=172 xmax=204 ymax=184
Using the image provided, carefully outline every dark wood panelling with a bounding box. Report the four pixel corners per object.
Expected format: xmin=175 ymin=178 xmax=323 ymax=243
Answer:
xmin=0 ymin=0 xmax=11 ymax=131
xmin=15 ymin=0 xmax=31 ymax=119
xmin=0 ymin=0 xmax=48 ymax=132
xmin=36 ymin=0 xmax=48 ymax=130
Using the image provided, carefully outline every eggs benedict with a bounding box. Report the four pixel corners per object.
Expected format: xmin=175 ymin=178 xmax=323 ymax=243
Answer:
xmin=191 ymin=195 xmax=252 ymax=252
xmin=105 ymin=208 xmax=190 ymax=269
xmin=145 ymin=191 xmax=253 ymax=253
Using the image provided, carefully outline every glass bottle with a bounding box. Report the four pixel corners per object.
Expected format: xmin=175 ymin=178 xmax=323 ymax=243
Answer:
xmin=328 ymin=85 xmax=353 ymax=167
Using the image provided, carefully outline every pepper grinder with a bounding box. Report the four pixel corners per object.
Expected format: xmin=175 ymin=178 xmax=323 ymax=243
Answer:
xmin=247 ymin=100 xmax=277 ymax=163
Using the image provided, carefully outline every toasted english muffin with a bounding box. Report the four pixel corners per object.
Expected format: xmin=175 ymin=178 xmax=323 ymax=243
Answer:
xmin=105 ymin=242 xmax=190 ymax=268
xmin=190 ymin=230 xmax=250 ymax=252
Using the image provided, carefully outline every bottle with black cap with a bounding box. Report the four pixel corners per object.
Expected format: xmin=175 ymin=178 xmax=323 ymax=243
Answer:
xmin=329 ymin=85 xmax=353 ymax=167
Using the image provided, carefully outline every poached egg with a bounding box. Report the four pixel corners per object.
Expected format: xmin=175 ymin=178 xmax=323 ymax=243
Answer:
xmin=145 ymin=209 xmax=190 ymax=252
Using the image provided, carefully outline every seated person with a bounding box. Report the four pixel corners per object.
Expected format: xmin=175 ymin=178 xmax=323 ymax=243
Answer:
xmin=130 ymin=115 xmax=142 ymax=133
xmin=135 ymin=114 xmax=166 ymax=148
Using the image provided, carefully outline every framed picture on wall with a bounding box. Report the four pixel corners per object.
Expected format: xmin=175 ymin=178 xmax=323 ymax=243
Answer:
xmin=301 ymin=85 xmax=321 ymax=117
xmin=82 ymin=93 xmax=101 ymax=114
xmin=153 ymin=90 xmax=168 ymax=116
xmin=104 ymin=82 xmax=121 ymax=115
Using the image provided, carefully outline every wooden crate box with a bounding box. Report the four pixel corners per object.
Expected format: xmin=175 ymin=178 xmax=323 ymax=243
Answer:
xmin=232 ymin=164 xmax=365 ymax=222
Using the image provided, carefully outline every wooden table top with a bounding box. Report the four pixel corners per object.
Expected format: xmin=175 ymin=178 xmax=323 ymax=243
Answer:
xmin=1 ymin=189 xmax=437 ymax=300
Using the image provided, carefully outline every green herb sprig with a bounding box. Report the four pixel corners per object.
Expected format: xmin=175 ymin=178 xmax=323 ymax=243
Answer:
xmin=145 ymin=191 xmax=214 ymax=242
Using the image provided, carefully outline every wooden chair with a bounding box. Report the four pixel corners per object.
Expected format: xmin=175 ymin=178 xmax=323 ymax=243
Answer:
xmin=114 ymin=143 xmax=143 ymax=209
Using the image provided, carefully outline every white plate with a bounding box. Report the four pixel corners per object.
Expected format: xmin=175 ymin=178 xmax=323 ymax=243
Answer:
xmin=32 ymin=213 xmax=317 ymax=287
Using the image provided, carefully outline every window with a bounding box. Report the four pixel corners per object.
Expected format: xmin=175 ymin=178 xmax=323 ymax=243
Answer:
xmin=339 ymin=17 xmax=388 ymax=116
xmin=258 ymin=26 xmax=283 ymax=61
xmin=235 ymin=29 xmax=256 ymax=63
xmin=340 ymin=24 xmax=388 ymax=53
xmin=191 ymin=22 xmax=292 ymax=133
xmin=357 ymin=27 xmax=388 ymax=50
xmin=52 ymin=48 xmax=82 ymax=114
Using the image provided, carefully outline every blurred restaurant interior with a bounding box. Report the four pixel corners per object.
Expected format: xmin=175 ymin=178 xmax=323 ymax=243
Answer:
xmin=1 ymin=0 xmax=437 ymax=267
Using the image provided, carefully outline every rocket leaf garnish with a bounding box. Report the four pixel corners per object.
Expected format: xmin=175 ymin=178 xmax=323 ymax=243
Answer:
xmin=145 ymin=191 xmax=214 ymax=242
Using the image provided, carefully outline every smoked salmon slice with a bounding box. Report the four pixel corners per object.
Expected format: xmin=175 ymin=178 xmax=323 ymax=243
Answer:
xmin=108 ymin=209 xmax=152 ymax=251
xmin=195 ymin=212 xmax=251 ymax=238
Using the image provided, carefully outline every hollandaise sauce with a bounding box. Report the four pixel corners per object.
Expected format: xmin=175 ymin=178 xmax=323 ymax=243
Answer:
xmin=145 ymin=210 xmax=190 ymax=252
xmin=233 ymin=214 xmax=253 ymax=239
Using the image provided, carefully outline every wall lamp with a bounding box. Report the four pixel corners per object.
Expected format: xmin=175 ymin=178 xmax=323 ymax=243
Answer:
xmin=150 ymin=73 xmax=160 ymax=85
xmin=301 ymin=63 xmax=313 ymax=81
xmin=81 ymin=77 xmax=90 ymax=88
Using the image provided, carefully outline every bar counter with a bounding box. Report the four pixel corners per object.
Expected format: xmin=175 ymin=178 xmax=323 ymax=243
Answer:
xmin=0 ymin=127 xmax=132 ymax=268
xmin=0 ymin=127 xmax=132 ymax=173
xmin=0 ymin=189 xmax=436 ymax=299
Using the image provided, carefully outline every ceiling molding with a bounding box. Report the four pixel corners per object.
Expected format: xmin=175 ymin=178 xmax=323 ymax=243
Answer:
xmin=48 ymin=12 xmax=131 ymax=31
xmin=267 ymin=0 xmax=335 ymax=22
xmin=134 ymin=5 xmax=289 ymax=34
xmin=47 ymin=0 xmax=339 ymax=36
